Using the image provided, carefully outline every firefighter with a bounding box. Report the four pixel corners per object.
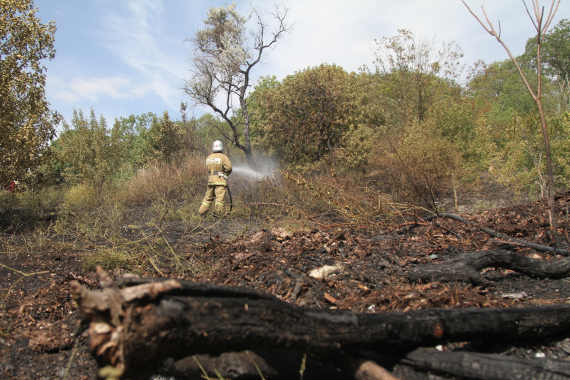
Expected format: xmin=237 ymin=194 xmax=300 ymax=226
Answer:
xmin=199 ymin=140 xmax=232 ymax=216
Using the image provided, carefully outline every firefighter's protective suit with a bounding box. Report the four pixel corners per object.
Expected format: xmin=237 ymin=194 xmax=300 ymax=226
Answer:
xmin=198 ymin=144 xmax=232 ymax=216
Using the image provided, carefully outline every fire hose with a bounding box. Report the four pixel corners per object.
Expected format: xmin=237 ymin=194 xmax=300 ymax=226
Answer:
xmin=227 ymin=184 xmax=233 ymax=212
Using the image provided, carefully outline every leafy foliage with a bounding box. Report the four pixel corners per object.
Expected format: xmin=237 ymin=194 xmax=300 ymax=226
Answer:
xmin=54 ymin=110 xmax=118 ymax=190
xmin=373 ymin=29 xmax=464 ymax=124
xmin=50 ymin=110 xmax=197 ymax=190
xmin=0 ymin=0 xmax=60 ymax=185
xmin=386 ymin=120 xmax=462 ymax=207
xmin=252 ymin=64 xmax=358 ymax=164
xmin=523 ymin=18 xmax=569 ymax=110
xmin=147 ymin=111 xmax=188 ymax=163
xmin=467 ymin=56 xmax=569 ymax=197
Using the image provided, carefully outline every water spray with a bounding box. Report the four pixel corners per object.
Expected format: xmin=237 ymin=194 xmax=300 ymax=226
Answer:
xmin=232 ymin=165 xmax=270 ymax=180
xmin=231 ymin=158 xmax=279 ymax=181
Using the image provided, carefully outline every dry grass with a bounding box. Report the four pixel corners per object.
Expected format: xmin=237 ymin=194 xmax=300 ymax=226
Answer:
xmin=119 ymin=155 xmax=206 ymax=205
xmin=1 ymin=154 xmax=416 ymax=278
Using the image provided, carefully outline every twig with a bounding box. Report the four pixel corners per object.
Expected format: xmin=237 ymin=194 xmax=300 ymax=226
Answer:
xmin=1 ymin=265 xmax=50 ymax=312
xmin=246 ymin=351 xmax=267 ymax=380
xmin=154 ymin=224 xmax=183 ymax=270
xmin=62 ymin=323 xmax=86 ymax=380
xmin=192 ymin=356 xmax=212 ymax=380
xmin=249 ymin=202 xmax=286 ymax=207
xmin=146 ymin=254 xmax=167 ymax=277
xmin=0 ymin=263 xmax=49 ymax=277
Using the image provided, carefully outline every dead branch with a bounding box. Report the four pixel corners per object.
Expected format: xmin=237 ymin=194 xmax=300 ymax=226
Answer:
xmin=407 ymin=249 xmax=570 ymax=284
xmin=438 ymin=213 xmax=568 ymax=255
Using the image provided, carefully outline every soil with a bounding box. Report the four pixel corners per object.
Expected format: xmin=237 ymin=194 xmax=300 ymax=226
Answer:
xmin=1 ymin=192 xmax=569 ymax=379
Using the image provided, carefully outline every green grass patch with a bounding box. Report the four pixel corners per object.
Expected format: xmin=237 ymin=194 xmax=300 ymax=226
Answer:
xmin=83 ymin=247 xmax=135 ymax=272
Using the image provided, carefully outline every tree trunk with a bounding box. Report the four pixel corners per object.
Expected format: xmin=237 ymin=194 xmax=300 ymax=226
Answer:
xmin=71 ymin=278 xmax=570 ymax=378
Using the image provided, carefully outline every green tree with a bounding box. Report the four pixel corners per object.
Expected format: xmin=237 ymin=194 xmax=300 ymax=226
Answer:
xmin=192 ymin=114 xmax=232 ymax=155
xmin=0 ymin=0 xmax=60 ymax=185
xmin=242 ymin=75 xmax=280 ymax=152
xmin=373 ymin=29 xmax=464 ymax=125
xmin=469 ymin=60 xmax=538 ymax=115
xmin=462 ymin=0 xmax=561 ymax=229
xmin=523 ymin=18 xmax=569 ymax=111
xmin=184 ymin=4 xmax=288 ymax=164
xmin=253 ymin=64 xmax=358 ymax=165
xmin=147 ymin=111 xmax=186 ymax=163
xmin=111 ymin=112 xmax=156 ymax=170
xmin=55 ymin=110 xmax=117 ymax=191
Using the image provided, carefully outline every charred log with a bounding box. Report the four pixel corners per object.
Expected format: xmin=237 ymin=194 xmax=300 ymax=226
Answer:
xmin=71 ymin=278 xmax=570 ymax=378
xmin=396 ymin=349 xmax=570 ymax=380
xmin=408 ymin=249 xmax=570 ymax=284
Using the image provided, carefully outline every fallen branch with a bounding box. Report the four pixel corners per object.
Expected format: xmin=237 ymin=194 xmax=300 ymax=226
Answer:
xmin=72 ymin=276 xmax=570 ymax=378
xmin=407 ymin=249 xmax=570 ymax=284
xmin=438 ymin=213 xmax=569 ymax=256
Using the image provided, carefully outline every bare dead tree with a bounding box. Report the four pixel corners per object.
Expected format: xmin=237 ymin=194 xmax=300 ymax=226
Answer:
xmin=460 ymin=0 xmax=561 ymax=232
xmin=185 ymin=5 xmax=288 ymax=165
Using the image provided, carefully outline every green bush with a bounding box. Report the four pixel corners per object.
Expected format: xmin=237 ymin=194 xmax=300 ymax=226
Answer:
xmin=61 ymin=183 xmax=98 ymax=212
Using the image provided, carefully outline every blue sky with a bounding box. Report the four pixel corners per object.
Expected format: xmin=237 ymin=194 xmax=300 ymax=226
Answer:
xmin=35 ymin=0 xmax=568 ymax=129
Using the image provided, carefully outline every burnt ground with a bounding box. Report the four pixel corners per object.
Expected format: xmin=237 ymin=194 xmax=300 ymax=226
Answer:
xmin=1 ymin=192 xmax=569 ymax=379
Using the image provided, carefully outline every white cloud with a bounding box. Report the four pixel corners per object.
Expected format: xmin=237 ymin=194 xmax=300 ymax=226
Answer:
xmin=50 ymin=75 xmax=149 ymax=103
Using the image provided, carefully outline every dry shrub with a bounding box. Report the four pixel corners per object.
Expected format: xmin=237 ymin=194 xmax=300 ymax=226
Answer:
xmin=119 ymin=155 xmax=206 ymax=205
xmin=372 ymin=122 xmax=461 ymax=209
xmin=281 ymin=169 xmax=399 ymax=228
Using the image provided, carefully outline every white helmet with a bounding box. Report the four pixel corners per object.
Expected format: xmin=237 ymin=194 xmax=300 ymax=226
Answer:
xmin=212 ymin=140 xmax=223 ymax=152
